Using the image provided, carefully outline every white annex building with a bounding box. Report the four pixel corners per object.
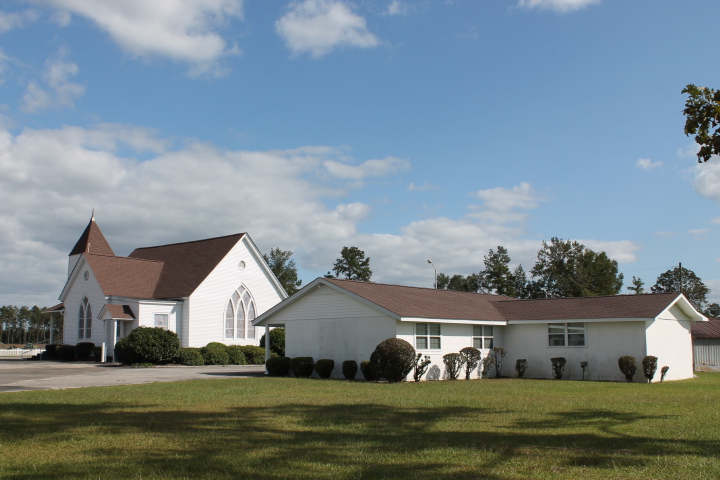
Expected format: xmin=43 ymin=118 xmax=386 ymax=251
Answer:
xmin=52 ymin=215 xmax=286 ymax=361
xmin=255 ymin=277 xmax=707 ymax=382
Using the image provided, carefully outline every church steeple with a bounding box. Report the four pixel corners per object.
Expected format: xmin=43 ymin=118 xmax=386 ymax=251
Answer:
xmin=68 ymin=213 xmax=115 ymax=276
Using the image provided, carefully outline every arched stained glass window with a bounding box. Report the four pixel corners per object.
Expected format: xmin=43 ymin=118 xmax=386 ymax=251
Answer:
xmin=78 ymin=297 xmax=92 ymax=339
xmin=224 ymin=285 xmax=257 ymax=340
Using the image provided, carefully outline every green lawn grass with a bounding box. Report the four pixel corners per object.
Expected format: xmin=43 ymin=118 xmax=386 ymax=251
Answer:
xmin=1 ymin=373 xmax=719 ymax=480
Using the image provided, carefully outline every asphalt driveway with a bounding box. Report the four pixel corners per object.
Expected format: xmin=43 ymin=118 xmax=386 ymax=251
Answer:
xmin=0 ymin=358 xmax=266 ymax=393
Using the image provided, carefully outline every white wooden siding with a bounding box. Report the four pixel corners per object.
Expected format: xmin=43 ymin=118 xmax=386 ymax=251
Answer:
xmin=502 ymin=321 xmax=648 ymax=381
xmin=62 ymin=261 xmax=107 ymax=346
xmin=186 ymin=237 xmax=284 ymax=348
xmin=646 ymin=314 xmax=694 ymax=381
xmin=272 ymin=286 xmax=396 ymax=376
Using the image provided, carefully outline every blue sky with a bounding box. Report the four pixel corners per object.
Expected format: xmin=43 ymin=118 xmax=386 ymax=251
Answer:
xmin=1 ymin=0 xmax=719 ymax=307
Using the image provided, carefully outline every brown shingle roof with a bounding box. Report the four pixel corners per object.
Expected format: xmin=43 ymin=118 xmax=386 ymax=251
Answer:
xmin=495 ymin=293 xmax=681 ymax=321
xmin=102 ymin=304 xmax=136 ymax=320
xmin=692 ymin=318 xmax=720 ymax=339
xmin=85 ymin=254 xmax=164 ymax=299
xmin=323 ymin=279 xmax=682 ymax=322
xmin=69 ymin=218 xmax=115 ymax=256
xmin=129 ymin=233 xmax=245 ymax=298
xmin=42 ymin=303 xmax=64 ymax=314
xmin=323 ymin=278 xmax=510 ymax=320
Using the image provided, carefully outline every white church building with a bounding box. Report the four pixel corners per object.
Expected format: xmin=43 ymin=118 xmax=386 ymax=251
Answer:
xmin=54 ymin=215 xmax=286 ymax=361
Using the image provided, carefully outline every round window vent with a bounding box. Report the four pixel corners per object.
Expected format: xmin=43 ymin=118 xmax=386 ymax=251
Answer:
xmin=238 ymin=261 xmax=246 ymax=270
xmin=84 ymin=271 xmax=90 ymax=280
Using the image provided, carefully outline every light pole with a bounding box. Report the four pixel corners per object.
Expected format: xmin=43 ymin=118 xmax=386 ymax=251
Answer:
xmin=427 ymin=259 xmax=437 ymax=289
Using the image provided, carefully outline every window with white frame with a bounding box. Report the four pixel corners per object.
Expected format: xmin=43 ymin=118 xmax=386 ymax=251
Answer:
xmin=154 ymin=314 xmax=169 ymax=330
xmin=548 ymin=322 xmax=585 ymax=347
xmin=415 ymin=323 xmax=441 ymax=350
xmin=472 ymin=325 xmax=494 ymax=349
xmin=224 ymin=285 xmax=257 ymax=340
xmin=78 ymin=297 xmax=92 ymax=339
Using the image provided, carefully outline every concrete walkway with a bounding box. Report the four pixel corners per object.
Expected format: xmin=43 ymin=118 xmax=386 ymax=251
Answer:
xmin=0 ymin=358 xmax=266 ymax=393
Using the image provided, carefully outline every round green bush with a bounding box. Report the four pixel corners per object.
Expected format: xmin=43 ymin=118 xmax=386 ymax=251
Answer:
xmin=290 ymin=357 xmax=314 ymax=377
xmin=177 ymin=348 xmax=204 ymax=366
xmin=266 ymin=356 xmax=291 ymax=376
xmin=114 ymin=327 xmax=180 ymax=365
xmin=371 ymin=338 xmax=416 ymax=383
xmin=226 ymin=345 xmax=248 ymax=365
xmin=240 ymin=345 xmax=267 ymax=365
xmin=342 ymin=360 xmax=358 ymax=380
xmin=201 ymin=342 xmax=230 ymax=365
xmin=57 ymin=344 xmax=76 ymax=362
xmin=75 ymin=342 xmax=96 ymax=361
xmin=259 ymin=328 xmax=285 ymax=356
xmin=314 ymin=359 xmax=335 ymax=379
xmin=618 ymin=355 xmax=637 ymax=382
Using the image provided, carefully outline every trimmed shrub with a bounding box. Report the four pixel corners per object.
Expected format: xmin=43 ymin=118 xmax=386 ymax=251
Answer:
xmin=618 ymin=355 xmax=637 ymax=382
xmin=267 ymin=356 xmax=291 ymax=376
xmin=259 ymin=328 xmax=285 ymax=357
xmin=515 ymin=359 xmax=528 ymax=378
xmin=226 ymin=345 xmax=248 ymax=365
xmin=57 ymin=344 xmax=76 ymax=362
xmin=481 ymin=354 xmax=495 ymax=379
xmin=551 ymin=357 xmax=566 ymax=380
xmin=315 ymin=359 xmax=335 ymax=379
xmin=342 ymin=360 xmax=358 ymax=380
xmin=443 ymin=353 xmax=465 ymax=380
xmin=660 ymin=366 xmax=669 ymax=382
xmin=177 ymin=348 xmax=204 ymax=366
xmin=370 ymin=338 xmax=416 ymax=383
xmin=493 ymin=347 xmax=507 ymax=378
xmin=201 ymin=342 xmax=230 ymax=365
xmin=642 ymin=355 xmax=658 ymax=383
xmin=580 ymin=360 xmax=588 ymax=380
xmin=412 ymin=354 xmax=431 ymax=382
xmin=75 ymin=342 xmax=95 ymax=361
xmin=360 ymin=360 xmax=379 ymax=381
xmin=459 ymin=347 xmax=481 ymax=380
xmin=290 ymin=357 xmax=314 ymax=377
xmin=114 ymin=327 xmax=180 ymax=365
xmin=92 ymin=346 xmax=102 ymax=361
xmin=44 ymin=343 xmax=61 ymax=360
xmin=240 ymin=345 xmax=267 ymax=365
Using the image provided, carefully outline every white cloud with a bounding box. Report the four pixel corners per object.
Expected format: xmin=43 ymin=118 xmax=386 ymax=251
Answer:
xmin=636 ymin=157 xmax=662 ymax=171
xmin=0 ymin=124 xmax=642 ymax=305
xmin=324 ymin=156 xmax=409 ymax=180
xmin=21 ymin=48 xmax=85 ymax=113
xmin=474 ymin=182 xmax=544 ymax=212
xmin=654 ymin=231 xmax=676 ymax=238
xmin=694 ymin=159 xmax=720 ymax=202
xmin=578 ymin=239 xmax=640 ymax=264
xmin=384 ymin=1 xmax=411 ymax=16
xmin=712 ymin=218 xmax=720 ymax=225
xmin=407 ymin=182 xmax=437 ymax=192
xmin=35 ymin=0 xmax=243 ymax=77
xmin=275 ymin=0 xmax=380 ymax=58
xmin=0 ymin=9 xmax=39 ymax=33
xmin=677 ymin=143 xmax=699 ymax=159
xmin=517 ymin=0 xmax=600 ymax=13
xmin=688 ymin=228 xmax=710 ymax=237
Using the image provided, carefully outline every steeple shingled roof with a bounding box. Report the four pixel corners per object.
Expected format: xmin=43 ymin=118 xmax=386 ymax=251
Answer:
xmin=69 ymin=215 xmax=115 ymax=256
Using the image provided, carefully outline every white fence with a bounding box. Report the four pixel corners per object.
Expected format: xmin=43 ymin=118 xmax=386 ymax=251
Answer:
xmin=0 ymin=348 xmax=45 ymax=357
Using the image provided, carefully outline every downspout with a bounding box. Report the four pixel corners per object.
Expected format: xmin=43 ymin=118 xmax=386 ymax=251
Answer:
xmin=264 ymin=325 xmax=270 ymax=375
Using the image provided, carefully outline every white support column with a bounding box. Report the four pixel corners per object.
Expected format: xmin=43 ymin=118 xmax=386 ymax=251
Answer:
xmin=264 ymin=325 xmax=271 ymax=375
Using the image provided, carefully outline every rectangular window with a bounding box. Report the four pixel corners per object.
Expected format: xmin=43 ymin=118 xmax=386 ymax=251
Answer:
xmin=472 ymin=325 xmax=494 ymax=349
xmin=416 ymin=323 xmax=441 ymax=350
xmin=154 ymin=314 xmax=169 ymax=330
xmin=548 ymin=323 xmax=585 ymax=347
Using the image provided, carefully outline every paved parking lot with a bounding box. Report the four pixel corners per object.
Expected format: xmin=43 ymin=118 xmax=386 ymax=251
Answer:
xmin=0 ymin=358 xmax=266 ymax=393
